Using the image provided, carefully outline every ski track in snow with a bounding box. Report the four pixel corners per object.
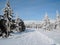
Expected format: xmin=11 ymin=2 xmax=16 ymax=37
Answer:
xmin=0 ymin=29 xmax=60 ymax=45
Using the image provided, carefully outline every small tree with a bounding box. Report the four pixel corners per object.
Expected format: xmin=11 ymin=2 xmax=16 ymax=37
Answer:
xmin=43 ymin=12 xmax=50 ymax=26
xmin=43 ymin=12 xmax=50 ymax=30
xmin=55 ymin=10 xmax=60 ymax=29
xmin=15 ymin=17 xmax=25 ymax=32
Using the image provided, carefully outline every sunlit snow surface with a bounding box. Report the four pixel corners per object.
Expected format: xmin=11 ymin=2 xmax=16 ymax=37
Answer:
xmin=0 ymin=29 xmax=60 ymax=45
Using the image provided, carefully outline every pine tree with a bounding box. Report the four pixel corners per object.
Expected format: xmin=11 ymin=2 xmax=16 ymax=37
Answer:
xmin=15 ymin=16 xmax=25 ymax=32
xmin=55 ymin=10 xmax=60 ymax=29
xmin=3 ymin=0 xmax=13 ymax=37
xmin=42 ymin=12 xmax=51 ymax=30
xmin=44 ymin=12 xmax=50 ymax=26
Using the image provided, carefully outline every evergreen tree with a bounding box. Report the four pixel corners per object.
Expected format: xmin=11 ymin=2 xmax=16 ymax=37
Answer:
xmin=43 ymin=12 xmax=50 ymax=26
xmin=3 ymin=0 xmax=13 ymax=37
xmin=55 ymin=10 xmax=60 ymax=29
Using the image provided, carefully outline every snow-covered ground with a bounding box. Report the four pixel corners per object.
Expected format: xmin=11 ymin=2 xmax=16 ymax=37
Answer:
xmin=0 ymin=29 xmax=60 ymax=45
xmin=38 ymin=28 xmax=60 ymax=45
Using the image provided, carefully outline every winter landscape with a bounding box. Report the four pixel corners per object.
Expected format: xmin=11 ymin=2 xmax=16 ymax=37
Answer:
xmin=0 ymin=0 xmax=60 ymax=45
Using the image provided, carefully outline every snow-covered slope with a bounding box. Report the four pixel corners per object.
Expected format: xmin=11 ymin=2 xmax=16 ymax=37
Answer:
xmin=0 ymin=29 xmax=59 ymax=45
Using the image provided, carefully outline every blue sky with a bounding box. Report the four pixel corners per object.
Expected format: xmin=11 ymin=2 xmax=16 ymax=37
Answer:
xmin=0 ymin=0 xmax=60 ymax=20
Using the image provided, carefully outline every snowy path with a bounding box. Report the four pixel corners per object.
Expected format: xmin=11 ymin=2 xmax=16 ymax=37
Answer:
xmin=0 ymin=29 xmax=59 ymax=45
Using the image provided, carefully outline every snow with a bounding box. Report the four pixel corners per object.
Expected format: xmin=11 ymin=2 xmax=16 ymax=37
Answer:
xmin=38 ymin=28 xmax=60 ymax=44
xmin=0 ymin=29 xmax=60 ymax=45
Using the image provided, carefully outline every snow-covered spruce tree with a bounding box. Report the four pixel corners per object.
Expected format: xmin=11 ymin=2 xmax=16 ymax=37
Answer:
xmin=43 ymin=12 xmax=51 ymax=30
xmin=15 ymin=17 xmax=25 ymax=32
xmin=19 ymin=19 xmax=25 ymax=32
xmin=44 ymin=13 xmax=50 ymax=25
xmin=55 ymin=10 xmax=60 ymax=29
xmin=3 ymin=0 xmax=13 ymax=37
